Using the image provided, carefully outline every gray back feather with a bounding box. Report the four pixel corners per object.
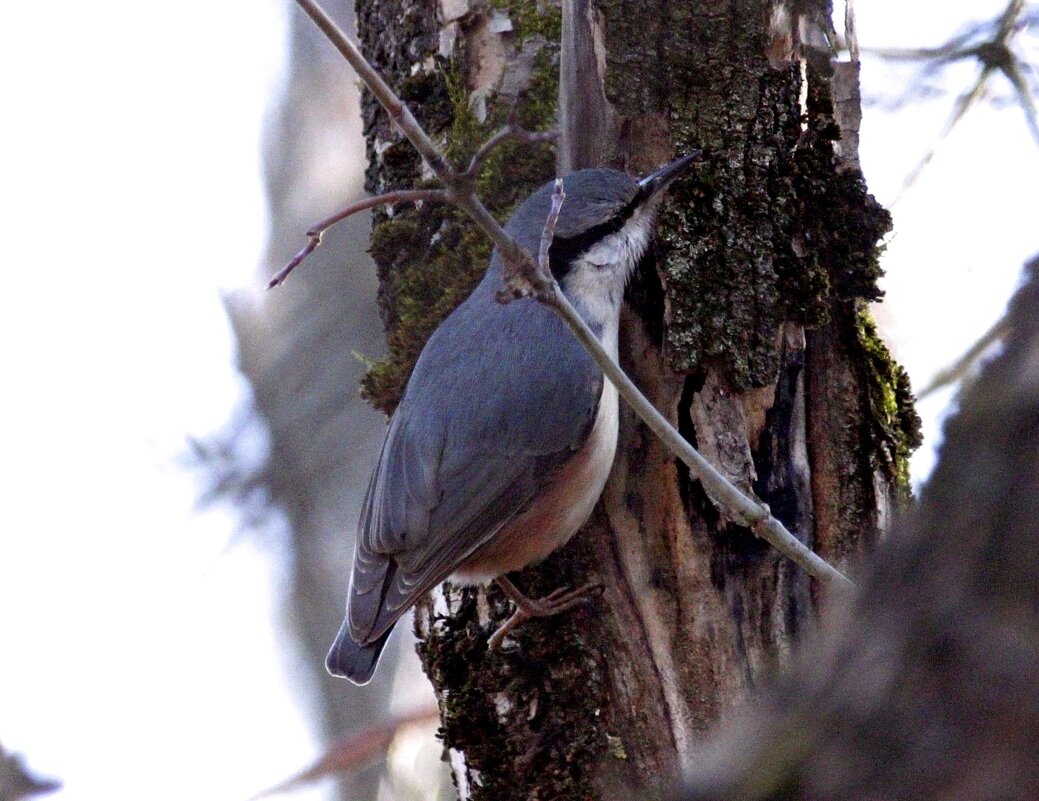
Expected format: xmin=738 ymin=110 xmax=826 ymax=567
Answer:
xmin=346 ymin=169 xmax=639 ymax=644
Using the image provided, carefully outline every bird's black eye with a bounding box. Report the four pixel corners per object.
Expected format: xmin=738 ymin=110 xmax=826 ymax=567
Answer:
xmin=548 ymin=238 xmax=580 ymax=280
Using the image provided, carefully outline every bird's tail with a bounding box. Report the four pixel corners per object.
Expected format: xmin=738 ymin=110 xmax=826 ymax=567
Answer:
xmin=325 ymin=620 xmax=394 ymax=685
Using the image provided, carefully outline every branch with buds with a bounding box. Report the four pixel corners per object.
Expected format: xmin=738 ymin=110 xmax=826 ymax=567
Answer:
xmin=267 ymin=189 xmax=446 ymax=288
xmin=276 ymin=0 xmax=853 ymax=590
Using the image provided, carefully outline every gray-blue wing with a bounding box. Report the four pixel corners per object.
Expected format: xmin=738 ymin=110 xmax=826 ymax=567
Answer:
xmin=345 ymin=276 xmax=603 ymax=645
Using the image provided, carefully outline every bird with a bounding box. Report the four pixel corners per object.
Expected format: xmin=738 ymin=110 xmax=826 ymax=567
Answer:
xmin=327 ymin=153 xmax=699 ymax=684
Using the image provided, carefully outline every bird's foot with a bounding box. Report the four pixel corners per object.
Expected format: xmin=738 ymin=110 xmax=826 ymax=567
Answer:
xmin=488 ymin=575 xmax=602 ymax=651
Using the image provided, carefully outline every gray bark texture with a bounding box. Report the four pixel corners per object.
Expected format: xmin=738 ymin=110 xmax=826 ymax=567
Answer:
xmin=225 ymin=3 xmax=394 ymax=800
xmin=351 ymin=0 xmax=915 ymax=798
xmin=681 ymin=254 xmax=1039 ymax=801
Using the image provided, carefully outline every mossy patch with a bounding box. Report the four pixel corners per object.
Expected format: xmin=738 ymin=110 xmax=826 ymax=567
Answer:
xmin=491 ymin=0 xmax=562 ymax=43
xmin=857 ymin=307 xmax=923 ymax=497
xmin=359 ymin=3 xmax=560 ymax=414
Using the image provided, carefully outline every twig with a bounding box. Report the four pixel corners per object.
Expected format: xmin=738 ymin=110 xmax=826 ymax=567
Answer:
xmin=874 ymin=0 xmax=1038 ymax=205
xmin=293 ymin=0 xmax=545 ymax=299
xmin=464 ymin=124 xmax=559 ymax=180
xmin=537 ymin=179 xmax=565 ymax=276
xmin=1004 ymin=57 xmax=1039 ymax=148
xmin=866 ymin=44 xmax=985 ymax=63
xmin=293 ymin=0 xmax=449 ymax=182
xmin=995 ymin=0 xmax=1026 ymax=41
xmin=916 ymin=314 xmax=1012 ymax=400
xmin=290 ymin=0 xmax=853 ymax=589
xmin=271 ymin=121 xmax=553 ymax=287
xmin=865 ymin=0 xmax=1030 ymax=62
xmin=268 ymin=189 xmax=446 ymax=288
xmin=538 ymin=266 xmax=852 ymax=590
xmin=893 ymin=63 xmax=994 ymax=206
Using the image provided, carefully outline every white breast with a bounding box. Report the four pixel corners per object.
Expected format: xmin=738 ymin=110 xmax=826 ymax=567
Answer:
xmin=556 ymin=376 xmax=619 ymax=536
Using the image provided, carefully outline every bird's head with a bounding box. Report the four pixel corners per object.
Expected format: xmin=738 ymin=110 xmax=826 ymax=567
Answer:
xmin=502 ymin=153 xmax=700 ymax=329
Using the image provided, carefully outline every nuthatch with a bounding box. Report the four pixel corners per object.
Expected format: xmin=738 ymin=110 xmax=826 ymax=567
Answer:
xmin=328 ymin=154 xmax=699 ymax=683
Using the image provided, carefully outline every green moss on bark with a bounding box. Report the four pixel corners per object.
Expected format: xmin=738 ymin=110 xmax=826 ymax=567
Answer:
xmin=491 ymin=0 xmax=562 ymax=43
xmin=359 ymin=3 xmax=560 ymax=414
xmin=361 ymin=208 xmax=495 ymax=409
xmin=857 ymin=308 xmax=923 ymax=497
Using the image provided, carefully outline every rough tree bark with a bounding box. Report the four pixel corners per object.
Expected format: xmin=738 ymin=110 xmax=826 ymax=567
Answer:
xmin=352 ymin=0 xmax=919 ymax=798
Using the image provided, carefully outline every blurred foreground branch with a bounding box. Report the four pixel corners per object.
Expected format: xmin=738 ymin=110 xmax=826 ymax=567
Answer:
xmin=250 ymin=707 xmax=439 ymax=799
xmin=916 ymin=312 xmax=1012 ymax=400
xmin=0 ymin=744 xmax=59 ymax=801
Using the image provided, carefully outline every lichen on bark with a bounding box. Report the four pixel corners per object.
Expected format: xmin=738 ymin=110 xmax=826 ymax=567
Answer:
xmin=592 ymin=0 xmax=807 ymax=389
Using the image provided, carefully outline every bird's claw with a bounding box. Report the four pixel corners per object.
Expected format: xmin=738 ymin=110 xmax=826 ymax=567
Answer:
xmin=487 ymin=579 xmax=603 ymax=651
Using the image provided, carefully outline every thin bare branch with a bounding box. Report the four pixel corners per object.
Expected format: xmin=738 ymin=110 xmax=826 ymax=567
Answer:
xmin=917 ymin=314 xmax=1012 ymax=400
xmin=865 ymin=44 xmax=980 ymax=62
xmin=464 ymin=125 xmax=559 ymax=179
xmin=268 ymin=189 xmax=446 ymax=288
xmin=290 ymin=0 xmax=853 ymax=589
xmin=292 ymin=0 xmax=541 ymax=293
xmin=893 ymin=64 xmax=994 ymax=206
xmin=996 ymin=0 xmax=1026 ymax=41
xmin=537 ymin=179 xmax=565 ymax=276
xmin=541 ymin=284 xmax=853 ymax=590
xmin=1003 ymin=57 xmax=1039 ymax=147
xmin=866 ymin=0 xmax=1029 ymax=63
xmin=293 ymin=0 xmax=450 ymax=180
xmin=876 ymin=0 xmax=1038 ymax=203
xmin=535 ymin=187 xmax=851 ymax=589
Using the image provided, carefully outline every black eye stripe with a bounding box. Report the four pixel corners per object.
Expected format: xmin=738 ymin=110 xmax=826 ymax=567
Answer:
xmin=548 ymin=189 xmax=647 ymax=280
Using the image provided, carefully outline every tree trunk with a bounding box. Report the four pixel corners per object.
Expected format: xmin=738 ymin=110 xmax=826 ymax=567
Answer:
xmin=353 ymin=0 xmax=919 ymax=798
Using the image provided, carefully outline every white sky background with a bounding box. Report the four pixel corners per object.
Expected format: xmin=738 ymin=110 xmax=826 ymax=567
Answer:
xmin=0 ymin=2 xmax=328 ymax=800
xmin=0 ymin=1 xmax=1036 ymax=800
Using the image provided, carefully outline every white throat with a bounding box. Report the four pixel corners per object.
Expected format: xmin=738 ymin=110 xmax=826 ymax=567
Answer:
xmin=559 ymin=206 xmax=656 ymax=357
